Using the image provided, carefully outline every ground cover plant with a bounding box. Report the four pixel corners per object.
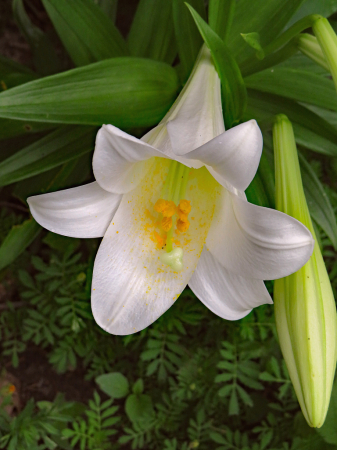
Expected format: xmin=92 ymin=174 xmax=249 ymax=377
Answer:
xmin=1 ymin=0 xmax=337 ymax=449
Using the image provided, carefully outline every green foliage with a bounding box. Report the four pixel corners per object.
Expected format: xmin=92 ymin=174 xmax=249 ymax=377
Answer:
xmin=215 ymin=341 xmax=264 ymax=415
xmin=62 ymin=391 xmax=120 ymax=450
xmin=0 ymin=58 xmax=180 ymax=127
xmin=1 ymin=1 xmax=337 ymax=450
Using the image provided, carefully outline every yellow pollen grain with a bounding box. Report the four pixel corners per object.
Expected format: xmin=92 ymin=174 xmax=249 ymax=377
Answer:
xmin=179 ymin=199 xmax=191 ymax=214
xmin=161 ymin=216 xmax=172 ymax=232
xmin=177 ymin=219 xmax=190 ymax=232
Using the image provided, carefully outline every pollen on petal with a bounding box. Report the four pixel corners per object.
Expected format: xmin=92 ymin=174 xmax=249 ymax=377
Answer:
xmin=179 ymin=199 xmax=191 ymax=214
xmin=153 ymin=231 xmax=166 ymax=248
xmin=162 ymin=216 xmax=173 ymax=232
xmin=177 ymin=219 xmax=190 ymax=232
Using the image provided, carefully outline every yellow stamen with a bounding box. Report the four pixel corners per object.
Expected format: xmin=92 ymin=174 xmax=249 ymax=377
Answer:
xmin=154 ymin=199 xmax=167 ymax=213
xmin=162 ymin=201 xmax=176 ymax=217
xmin=179 ymin=199 xmax=191 ymax=214
xmin=177 ymin=209 xmax=189 ymax=222
xmin=161 ymin=216 xmax=173 ymax=232
xmin=177 ymin=219 xmax=190 ymax=232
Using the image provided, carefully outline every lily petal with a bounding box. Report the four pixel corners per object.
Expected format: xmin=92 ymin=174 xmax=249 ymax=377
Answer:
xmin=189 ymin=246 xmax=272 ymax=320
xmin=165 ymin=46 xmax=224 ymax=156
xmin=207 ymin=190 xmax=314 ymax=280
xmin=28 ymin=182 xmax=121 ymax=238
xmin=93 ymin=124 xmax=168 ymax=194
xmin=91 ymin=159 xmax=220 ymax=335
xmin=173 ymin=120 xmax=263 ymax=191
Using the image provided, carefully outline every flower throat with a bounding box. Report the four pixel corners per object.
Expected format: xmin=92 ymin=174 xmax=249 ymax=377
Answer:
xmin=154 ymin=160 xmax=191 ymax=271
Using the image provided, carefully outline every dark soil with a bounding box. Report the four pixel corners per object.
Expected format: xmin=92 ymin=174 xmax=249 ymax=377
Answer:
xmin=3 ymin=345 xmax=95 ymax=407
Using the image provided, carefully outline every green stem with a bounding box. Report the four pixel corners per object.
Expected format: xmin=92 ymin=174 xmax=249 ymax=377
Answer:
xmin=260 ymin=14 xmax=321 ymax=59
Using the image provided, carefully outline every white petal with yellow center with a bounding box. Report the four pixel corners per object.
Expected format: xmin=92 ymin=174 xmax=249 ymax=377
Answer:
xmin=93 ymin=124 xmax=169 ymax=194
xmin=91 ymin=158 xmax=220 ymax=335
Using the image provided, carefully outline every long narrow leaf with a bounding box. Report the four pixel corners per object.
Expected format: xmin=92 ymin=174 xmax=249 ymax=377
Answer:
xmin=246 ymin=89 xmax=337 ymax=157
xmin=187 ymin=4 xmax=247 ymax=128
xmin=0 ymin=119 xmax=54 ymax=141
xmin=0 ymin=55 xmax=34 ymax=75
xmin=128 ymin=0 xmax=177 ymax=64
xmin=0 ymin=219 xmax=41 ymax=271
xmin=300 ymin=152 xmax=337 ymax=249
xmin=13 ymin=0 xmax=60 ymax=75
xmin=245 ymin=68 xmax=337 ymax=112
xmin=42 ymin=0 xmax=128 ymax=67
xmin=97 ymin=0 xmax=118 ymax=22
xmin=0 ymin=126 xmax=96 ymax=187
xmin=288 ymin=0 xmax=337 ymax=27
xmin=229 ymin=0 xmax=305 ymax=64
xmin=0 ymin=58 xmax=180 ymax=128
xmin=208 ymin=0 xmax=235 ymax=43
xmin=173 ymin=0 xmax=206 ymax=82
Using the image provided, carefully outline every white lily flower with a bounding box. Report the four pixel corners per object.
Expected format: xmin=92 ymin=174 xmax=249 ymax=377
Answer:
xmin=28 ymin=46 xmax=314 ymax=335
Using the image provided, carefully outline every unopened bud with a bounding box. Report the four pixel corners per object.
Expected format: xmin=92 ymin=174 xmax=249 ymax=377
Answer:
xmin=273 ymin=114 xmax=337 ymax=428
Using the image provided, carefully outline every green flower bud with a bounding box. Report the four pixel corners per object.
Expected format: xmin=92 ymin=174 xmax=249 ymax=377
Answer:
xmin=273 ymin=114 xmax=337 ymax=428
xmin=313 ymin=16 xmax=337 ymax=91
xmin=296 ymin=33 xmax=330 ymax=72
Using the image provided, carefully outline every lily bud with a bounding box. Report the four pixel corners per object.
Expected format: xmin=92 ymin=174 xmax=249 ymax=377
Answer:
xmin=313 ymin=16 xmax=337 ymax=91
xmin=273 ymin=114 xmax=337 ymax=428
xmin=296 ymin=33 xmax=330 ymax=72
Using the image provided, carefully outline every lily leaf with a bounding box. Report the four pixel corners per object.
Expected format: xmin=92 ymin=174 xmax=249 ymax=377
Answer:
xmin=0 ymin=126 xmax=96 ymax=187
xmin=97 ymin=0 xmax=118 ymax=22
xmin=0 ymin=54 xmax=34 ymax=75
xmin=299 ymin=153 xmax=337 ymax=250
xmin=228 ymin=0 xmax=305 ymax=64
xmin=128 ymin=0 xmax=177 ymax=64
xmin=41 ymin=0 xmax=128 ymax=67
xmin=245 ymin=89 xmax=337 ymax=157
xmin=0 ymin=58 xmax=180 ymax=128
xmin=288 ymin=0 xmax=337 ymax=27
xmin=12 ymin=0 xmax=60 ymax=75
xmin=245 ymin=68 xmax=337 ymax=112
xmin=173 ymin=0 xmax=206 ymax=82
xmin=0 ymin=219 xmax=41 ymax=271
xmin=0 ymin=119 xmax=55 ymax=141
xmin=208 ymin=0 xmax=235 ymax=43
xmin=186 ymin=4 xmax=247 ymax=128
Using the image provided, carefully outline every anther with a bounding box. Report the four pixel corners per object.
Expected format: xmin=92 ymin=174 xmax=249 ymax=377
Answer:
xmin=177 ymin=219 xmax=190 ymax=232
xmin=162 ymin=201 xmax=176 ymax=217
xmin=179 ymin=199 xmax=191 ymax=214
xmin=154 ymin=199 xmax=167 ymax=213
xmin=161 ymin=216 xmax=173 ymax=232
xmin=177 ymin=209 xmax=188 ymax=223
